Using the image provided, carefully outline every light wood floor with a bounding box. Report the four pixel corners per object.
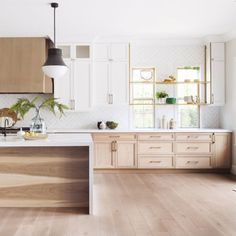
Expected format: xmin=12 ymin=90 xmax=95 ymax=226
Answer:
xmin=0 ymin=173 xmax=236 ymax=236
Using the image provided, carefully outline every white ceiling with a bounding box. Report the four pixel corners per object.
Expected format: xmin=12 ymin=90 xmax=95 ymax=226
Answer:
xmin=1 ymin=0 xmax=236 ymax=42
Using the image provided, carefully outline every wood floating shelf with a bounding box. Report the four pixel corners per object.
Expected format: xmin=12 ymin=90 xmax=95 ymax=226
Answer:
xmin=130 ymin=103 xmax=209 ymax=106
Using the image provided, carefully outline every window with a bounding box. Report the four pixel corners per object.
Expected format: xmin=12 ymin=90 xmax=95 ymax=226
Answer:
xmin=177 ymin=67 xmax=201 ymax=128
xmin=130 ymin=66 xmax=203 ymax=129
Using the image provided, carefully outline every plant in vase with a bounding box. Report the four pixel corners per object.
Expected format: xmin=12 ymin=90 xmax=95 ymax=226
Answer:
xmin=156 ymin=91 xmax=168 ymax=104
xmin=10 ymin=96 xmax=68 ymax=134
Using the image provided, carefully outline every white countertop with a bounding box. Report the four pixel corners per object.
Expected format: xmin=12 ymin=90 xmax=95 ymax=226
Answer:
xmin=47 ymin=128 xmax=232 ymax=133
xmin=0 ymin=133 xmax=93 ymax=147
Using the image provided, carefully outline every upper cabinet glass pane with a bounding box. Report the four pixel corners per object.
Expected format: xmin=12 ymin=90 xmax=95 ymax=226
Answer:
xmin=76 ymin=45 xmax=90 ymax=59
xmin=58 ymin=46 xmax=71 ymax=58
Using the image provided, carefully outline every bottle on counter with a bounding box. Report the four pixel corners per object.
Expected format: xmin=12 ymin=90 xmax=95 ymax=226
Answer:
xmin=169 ymin=118 xmax=177 ymax=129
xmin=161 ymin=115 xmax=168 ymax=129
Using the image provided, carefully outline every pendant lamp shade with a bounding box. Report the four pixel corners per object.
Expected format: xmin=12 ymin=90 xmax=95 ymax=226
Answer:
xmin=42 ymin=2 xmax=68 ymax=79
xmin=42 ymin=48 xmax=68 ymax=78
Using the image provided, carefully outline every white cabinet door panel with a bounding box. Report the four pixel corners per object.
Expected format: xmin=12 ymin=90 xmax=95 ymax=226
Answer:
xmin=93 ymin=44 xmax=109 ymax=61
xmin=110 ymin=43 xmax=128 ymax=61
xmin=93 ymin=62 xmax=109 ymax=105
xmin=211 ymin=60 xmax=225 ymax=105
xmin=211 ymin=43 xmax=225 ymax=61
xmin=74 ymin=61 xmax=91 ymax=110
xmin=54 ymin=59 xmax=72 ymax=108
xmin=110 ymin=62 xmax=128 ymax=105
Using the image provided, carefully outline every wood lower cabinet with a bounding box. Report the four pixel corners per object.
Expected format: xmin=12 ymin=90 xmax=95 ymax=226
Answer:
xmin=94 ymin=142 xmax=114 ymax=168
xmin=213 ymin=133 xmax=231 ymax=168
xmin=93 ymin=132 xmax=232 ymax=171
xmin=93 ymin=134 xmax=136 ymax=169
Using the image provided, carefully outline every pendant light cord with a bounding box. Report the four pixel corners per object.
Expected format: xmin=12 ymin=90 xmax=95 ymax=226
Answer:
xmin=54 ymin=6 xmax=56 ymax=47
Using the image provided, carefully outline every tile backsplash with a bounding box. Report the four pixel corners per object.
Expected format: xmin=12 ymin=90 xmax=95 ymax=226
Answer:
xmin=0 ymin=94 xmax=219 ymax=129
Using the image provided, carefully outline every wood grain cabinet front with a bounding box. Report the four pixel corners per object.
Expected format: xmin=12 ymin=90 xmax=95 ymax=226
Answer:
xmin=93 ymin=134 xmax=137 ymax=169
xmin=175 ymin=156 xmax=212 ymax=169
xmin=0 ymin=37 xmax=53 ymax=93
xmin=138 ymin=142 xmax=173 ymax=155
xmin=138 ymin=156 xmax=173 ymax=168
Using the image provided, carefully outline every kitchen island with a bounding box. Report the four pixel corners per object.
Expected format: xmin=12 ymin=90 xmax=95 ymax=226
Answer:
xmin=0 ymin=133 xmax=93 ymax=214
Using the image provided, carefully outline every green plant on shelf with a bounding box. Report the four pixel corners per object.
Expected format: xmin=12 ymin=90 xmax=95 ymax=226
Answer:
xmin=156 ymin=91 xmax=169 ymax=99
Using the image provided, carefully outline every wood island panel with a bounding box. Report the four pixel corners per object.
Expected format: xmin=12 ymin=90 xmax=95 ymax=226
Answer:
xmin=0 ymin=147 xmax=89 ymax=209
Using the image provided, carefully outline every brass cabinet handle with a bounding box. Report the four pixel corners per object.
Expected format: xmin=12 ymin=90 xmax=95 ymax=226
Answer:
xmin=114 ymin=141 xmax=117 ymax=151
xmin=149 ymin=161 xmax=161 ymax=163
xmin=111 ymin=141 xmax=116 ymax=152
xmin=149 ymin=147 xmax=161 ymax=149
xmin=149 ymin=135 xmax=161 ymax=138
xmin=187 ymin=135 xmax=199 ymax=139
xmin=212 ymin=133 xmax=215 ymax=144
xmin=186 ymin=161 xmax=199 ymax=164
xmin=187 ymin=147 xmax=199 ymax=150
xmin=109 ymin=136 xmax=120 ymax=138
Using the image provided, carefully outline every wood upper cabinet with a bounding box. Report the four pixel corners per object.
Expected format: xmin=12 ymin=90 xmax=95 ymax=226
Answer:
xmin=0 ymin=37 xmax=53 ymax=93
xmin=214 ymin=133 xmax=231 ymax=168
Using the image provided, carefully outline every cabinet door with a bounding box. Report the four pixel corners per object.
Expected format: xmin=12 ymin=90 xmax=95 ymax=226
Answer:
xmin=214 ymin=133 xmax=231 ymax=168
xmin=74 ymin=61 xmax=91 ymax=110
xmin=93 ymin=62 xmax=110 ymax=105
xmin=110 ymin=61 xmax=128 ymax=105
xmin=94 ymin=142 xmax=114 ymax=168
xmin=54 ymin=59 xmax=73 ymax=108
xmin=211 ymin=60 xmax=225 ymax=105
xmin=110 ymin=43 xmax=128 ymax=61
xmin=93 ymin=44 xmax=109 ymax=61
xmin=211 ymin=43 xmax=225 ymax=61
xmin=116 ymin=142 xmax=136 ymax=168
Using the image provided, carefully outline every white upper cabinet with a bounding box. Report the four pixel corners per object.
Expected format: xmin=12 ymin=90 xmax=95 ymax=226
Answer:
xmin=110 ymin=43 xmax=129 ymax=61
xmin=206 ymin=42 xmax=225 ymax=106
xmin=211 ymin=43 xmax=225 ymax=61
xmin=74 ymin=61 xmax=91 ymax=110
xmin=211 ymin=42 xmax=225 ymax=106
xmin=93 ymin=43 xmax=128 ymax=62
xmin=55 ymin=44 xmax=92 ymax=111
xmin=93 ymin=62 xmax=110 ymax=105
xmin=93 ymin=43 xmax=129 ymax=106
xmin=54 ymin=59 xmax=72 ymax=108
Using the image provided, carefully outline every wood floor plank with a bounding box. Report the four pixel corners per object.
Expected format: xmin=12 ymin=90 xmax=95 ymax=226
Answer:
xmin=0 ymin=173 xmax=235 ymax=236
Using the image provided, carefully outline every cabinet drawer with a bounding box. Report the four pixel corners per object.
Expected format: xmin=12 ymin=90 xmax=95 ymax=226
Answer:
xmin=93 ymin=134 xmax=136 ymax=141
xmin=176 ymin=156 xmax=211 ymax=169
xmin=138 ymin=133 xmax=174 ymax=141
xmin=138 ymin=142 xmax=173 ymax=155
xmin=175 ymin=142 xmax=212 ymax=154
xmin=176 ymin=133 xmax=212 ymax=141
xmin=139 ymin=156 xmax=173 ymax=168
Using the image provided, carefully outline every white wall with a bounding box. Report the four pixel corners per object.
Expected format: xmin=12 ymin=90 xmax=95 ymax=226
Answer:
xmin=220 ymin=39 xmax=236 ymax=173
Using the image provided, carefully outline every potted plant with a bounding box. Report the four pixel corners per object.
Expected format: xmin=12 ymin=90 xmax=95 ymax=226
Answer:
xmin=156 ymin=91 xmax=169 ymax=104
xmin=10 ymin=96 xmax=68 ymax=133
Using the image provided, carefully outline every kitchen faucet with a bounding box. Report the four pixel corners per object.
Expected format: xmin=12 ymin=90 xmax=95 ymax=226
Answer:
xmin=2 ymin=118 xmax=9 ymax=137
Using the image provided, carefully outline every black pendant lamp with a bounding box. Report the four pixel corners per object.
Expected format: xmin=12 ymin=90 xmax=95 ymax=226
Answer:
xmin=42 ymin=2 xmax=68 ymax=78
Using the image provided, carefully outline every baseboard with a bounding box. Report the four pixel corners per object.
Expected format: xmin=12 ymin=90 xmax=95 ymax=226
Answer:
xmin=231 ymin=165 xmax=236 ymax=175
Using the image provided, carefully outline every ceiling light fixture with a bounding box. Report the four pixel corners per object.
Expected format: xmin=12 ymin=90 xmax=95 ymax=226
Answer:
xmin=42 ymin=2 xmax=68 ymax=79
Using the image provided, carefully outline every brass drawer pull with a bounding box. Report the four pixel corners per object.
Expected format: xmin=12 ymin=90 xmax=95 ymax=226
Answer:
xmin=187 ymin=147 xmax=199 ymax=150
xmin=187 ymin=136 xmax=199 ymax=139
xmin=149 ymin=161 xmax=162 ymax=163
xmin=186 ymin=161 xmax=199 ymax=164
xmin=149 ymin=136 xmax=161 ymax=138
xmin=109 ymin=136 xmax=120 ymax=138
xmin=149 ymin=147 xmax=161 ymax=149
